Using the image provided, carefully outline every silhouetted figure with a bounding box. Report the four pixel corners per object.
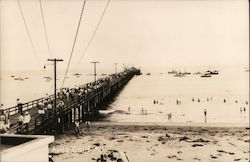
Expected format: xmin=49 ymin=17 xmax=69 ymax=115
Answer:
xmin=141 ymin=107 xmax=144 ymax=115
xmin=243 ymin=107 xmax=246 ymax=113
xmin=207 ymin=98 xmax=209 ymax=101
xmin=167 ymin=113 xmax=172 ymax=120
xmin=128 ymin=106 xmax=130 ymax=112
xmin=240 ymin=107 xmax=242 ymax=114
xmin=224 ymin=99 xmax=226 ymax=103
xmin=235 ymin=100 xmax=238 ymax=103
xmin=246 ymin=101 xmax=248 ymax=105
xmin=192 ymin=98 xmax=194 ymax=102
xmin=75 ymin=120 xmax=80 ymax=136
xmin=204 ymin=109 xmax=207 ymax=123
xmin=198 ymin=99 xmax=200 ymax=103
xmin=17 ymin=99 xmax=23 ymax=113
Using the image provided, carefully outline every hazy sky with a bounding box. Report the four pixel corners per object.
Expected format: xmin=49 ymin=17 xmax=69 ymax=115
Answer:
xmin=0 ymin=0 xmax=249 ymax=71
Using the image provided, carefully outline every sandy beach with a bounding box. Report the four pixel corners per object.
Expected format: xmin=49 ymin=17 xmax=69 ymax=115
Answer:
xmin=49 ymin=123 xmax=250 ymax=162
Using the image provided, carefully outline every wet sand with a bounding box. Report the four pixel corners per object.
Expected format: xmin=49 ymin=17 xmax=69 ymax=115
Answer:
xmin=49 ymin=123 xmax=250 ymax=162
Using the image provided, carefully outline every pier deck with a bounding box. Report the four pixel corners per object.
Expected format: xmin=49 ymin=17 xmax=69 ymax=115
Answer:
xmin=1 ymin=68 xmax=141 ymax=135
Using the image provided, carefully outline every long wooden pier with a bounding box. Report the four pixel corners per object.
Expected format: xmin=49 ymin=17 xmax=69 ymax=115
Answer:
xmin=1 ymin=67 xmax=141 ymax=135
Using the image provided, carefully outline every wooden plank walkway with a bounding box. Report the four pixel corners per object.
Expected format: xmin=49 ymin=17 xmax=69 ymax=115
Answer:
xmin=1 ymin=68 xmax=141 ymax=135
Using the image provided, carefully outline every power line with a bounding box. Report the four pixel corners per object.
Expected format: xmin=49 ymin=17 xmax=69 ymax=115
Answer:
xmin=60 ymin=0 xmax=87 ymax=88
xmin=39 ymin=0 xmax=52 ymax=58
xmin=17 ymin=0 xmax=41 ymax=66
xmin=73 ymin=0 xmax=111 ymax=70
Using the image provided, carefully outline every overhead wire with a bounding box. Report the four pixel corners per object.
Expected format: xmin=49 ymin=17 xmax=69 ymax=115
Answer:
xmin=72 ymin=0 xmax=111 ymax=70
xmin=39 ymin=0 xmax=52 ymax=59
xmin=17 ymin=0 xmax=41 ymax=66
xmin=60 ymin=0 xmax=87 ymax=88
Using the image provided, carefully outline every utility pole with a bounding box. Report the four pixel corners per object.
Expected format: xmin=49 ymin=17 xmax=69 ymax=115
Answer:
xmin=91 ymin=61 xmax=99 ymax=87
xmin=114 ymin=63 xmax=118 ymax=74
xmin=48 ymin=58 xmax=63 ymax=132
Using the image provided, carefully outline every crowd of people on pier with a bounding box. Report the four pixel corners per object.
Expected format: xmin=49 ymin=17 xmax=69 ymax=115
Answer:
xmin=0 ymin=70 xmax=134 ymax=134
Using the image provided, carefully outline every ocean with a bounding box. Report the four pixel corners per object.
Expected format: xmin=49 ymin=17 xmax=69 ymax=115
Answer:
xmin=0 ymin=65 xmax=249 ymax=125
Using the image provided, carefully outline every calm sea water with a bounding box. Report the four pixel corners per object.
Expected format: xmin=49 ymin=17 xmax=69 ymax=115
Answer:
xmin=0 ymin=65 xmax=249 ymax=124
xmin=104 ymin=65 xmax=249 ymax=124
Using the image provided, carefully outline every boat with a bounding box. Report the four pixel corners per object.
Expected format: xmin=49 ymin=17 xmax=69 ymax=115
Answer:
xmin=11 ymin=75 xmax=15 ymax=78
xmin=14 ymin=77 xmax=24 ymax=81
xmin=24 ymin=77 xmax=29 ymax=79
xmin=173 ymin=72 xmax=186 ymax=77
xmin=146 ymin=73 xmax=151 ymax=75
xmin=168 ymin=70 xmax=178 ymax=74
xmin=206 ymin=70 xmax=219 ymax=75
xmin=73 ymin=73 xmax=81 ymax=76
xmin=200 ymin=73 xmax=211 ymax=77
xmin=44 ymin=76 xmax=52 ymax=79
xmin=183 ymin=71 xmax=191 ymax=75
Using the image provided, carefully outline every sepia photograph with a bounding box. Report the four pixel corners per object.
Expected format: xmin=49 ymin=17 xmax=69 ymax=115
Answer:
xmin=0 ymin=0 xmax=249 ymax=162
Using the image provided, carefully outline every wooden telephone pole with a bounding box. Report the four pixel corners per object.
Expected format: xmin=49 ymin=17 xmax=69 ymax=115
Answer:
xmin=114 ymin=63 xmax=118 ymax=74
xmin=91 ymin=61 xmax=99 ymax=87
xmin=48 ymin=58 xmax=63 ymax=132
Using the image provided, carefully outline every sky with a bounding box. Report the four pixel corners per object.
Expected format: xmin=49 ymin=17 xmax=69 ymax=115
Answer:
xmin=0 ymin=0 xmax=249 ymax=72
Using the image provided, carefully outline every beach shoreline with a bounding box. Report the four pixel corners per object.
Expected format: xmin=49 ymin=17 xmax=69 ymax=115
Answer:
xmin=50 ymin=122 xmax=250 ymax=162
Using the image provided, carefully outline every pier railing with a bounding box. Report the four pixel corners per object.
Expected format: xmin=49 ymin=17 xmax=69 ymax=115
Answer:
xmin=3 ymin=67 xmax=141 ymax=134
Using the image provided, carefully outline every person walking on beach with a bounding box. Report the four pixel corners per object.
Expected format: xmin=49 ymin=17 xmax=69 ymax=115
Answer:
xmin=204 ymin=109 xmax=207 ymax=123
xmin=85 ymin=121 xmax=90 ymax=133
xmin=198 ymin=98 xmax=200 ymax=103
xmin=23 ymin=112 xmax=31 ymax=133
xmin=75 ymin=120 xmax=80 ymax=136
xmin=128 ymin=106 xmax=130 ymax=112
xmin=223 ymin=99 xmax=226 ymax=103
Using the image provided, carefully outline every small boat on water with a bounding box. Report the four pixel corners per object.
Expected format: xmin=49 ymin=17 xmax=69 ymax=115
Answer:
xmin=14 ymin=77 xmax=24 ymax=81
xmin=200 ymin=73 xmax=211 ymax=77
xmin=174 ymin=72 xmax=186 ymax=77
xmin=73 ymin=73 xmax=81 ymax=76
xmin=183 ymin=71 xmax=191 ymax=75
xmin=206 ymin=70 xmax=219 ymax=75
xmin=24 ymin=77 xmax=29 ymax=79
xmin=146 ymin=73 xmax=151 ymax=75
xmin=11 ymin=75 xmax=15 ymax=78
xmin=168 ymin=70 xmax=178 ymax=74
xmin=44 ymin=76 xmax=52 ymax=79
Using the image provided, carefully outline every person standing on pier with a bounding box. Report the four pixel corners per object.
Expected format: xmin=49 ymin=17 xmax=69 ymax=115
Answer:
xmin=23 ymin=112 xmax=31 ymax=133
xmin=0 ymin=116 xmax=7 ymax=134
xmin=17 ymin=99 xmax=23 ymax=113
xmin=18 ymin=113 xmax=24 ymax=133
